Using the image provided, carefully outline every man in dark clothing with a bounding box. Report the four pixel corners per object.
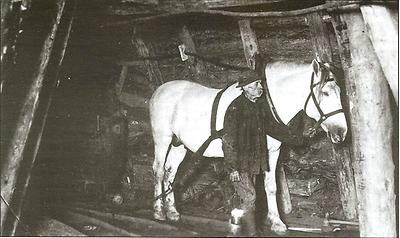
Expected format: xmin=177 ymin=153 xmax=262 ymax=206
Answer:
xmin=221 ymin=70 xmax=308 ymax=235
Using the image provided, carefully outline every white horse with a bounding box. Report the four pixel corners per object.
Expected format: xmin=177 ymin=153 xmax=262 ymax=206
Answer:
xmin=149 ymin=59 xmax=347 ymax=233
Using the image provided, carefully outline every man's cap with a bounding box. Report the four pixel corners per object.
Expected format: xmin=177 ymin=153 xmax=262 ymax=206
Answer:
xmin=236 ymin=70 xmax=261 ymax=88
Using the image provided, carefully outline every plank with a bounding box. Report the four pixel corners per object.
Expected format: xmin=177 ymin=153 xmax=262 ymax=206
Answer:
xmin=238 ymin=19 xmax=259 ymax=69
xmin=179 ymin=25 xmax=208 ymax=82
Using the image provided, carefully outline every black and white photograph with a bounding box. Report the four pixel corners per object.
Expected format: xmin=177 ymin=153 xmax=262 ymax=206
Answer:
xmin=1 ymin=0 xmax=398 ymax=236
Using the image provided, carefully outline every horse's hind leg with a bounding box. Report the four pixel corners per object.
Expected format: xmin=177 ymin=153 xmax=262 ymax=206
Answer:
xmin=164 ymin=144 xmax=187 ymax=221
xmin=153 ymin=136 xmax=172 ymax=221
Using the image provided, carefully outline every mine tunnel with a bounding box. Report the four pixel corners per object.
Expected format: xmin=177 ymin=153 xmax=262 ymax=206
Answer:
xmin=1 ymin=0 xmax=398 ymax=236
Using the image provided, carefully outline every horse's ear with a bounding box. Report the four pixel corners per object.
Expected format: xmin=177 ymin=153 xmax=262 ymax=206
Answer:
xmin=312 ymin=59 xmax=321 ymax=76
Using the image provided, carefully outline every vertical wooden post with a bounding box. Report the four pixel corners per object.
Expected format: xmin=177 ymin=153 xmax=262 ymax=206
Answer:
xmin=306 ymin=12 xmax=333 ymax=62
xmin=238 ymin=19 xmax=259 ymax=69
xmin=0 ymin=0 xmax=66 ymax=234
xmin=9 ymin=1 xmax=75 ymax=235
xmin=332 ymin=12 xmax=396 ymax=237
xmin=178 ymin=25 xmax=207 ymax=81
xmin=238 ymin=18 xmax=292 ymax=214
xmin=360 ymin=5 xmax=398 ymax=105
xmin=306 ymin=11 xmax=358 ymax=221
xmin=132 ymin=30 xmax=163 ymax=90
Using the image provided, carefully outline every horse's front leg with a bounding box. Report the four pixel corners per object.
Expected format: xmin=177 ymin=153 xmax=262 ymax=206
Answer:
xmin=164 ymin=144 xmax=187 ymax=222
xmin=264 ymin=137 xmax=287 ymax=233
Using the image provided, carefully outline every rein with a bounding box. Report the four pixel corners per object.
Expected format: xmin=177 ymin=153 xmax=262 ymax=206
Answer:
xmin=303 ymin=72 xmax=344 ymax=135
xmin=263 ymin=77 xmax=286 ymax=126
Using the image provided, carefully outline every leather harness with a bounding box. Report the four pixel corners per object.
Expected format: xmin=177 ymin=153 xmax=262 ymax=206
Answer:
xmin=191 ymin=86 xmax=229 ymax=159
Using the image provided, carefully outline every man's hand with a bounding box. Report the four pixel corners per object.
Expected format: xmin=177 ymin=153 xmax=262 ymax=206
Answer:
xmin=303 ymin=127 xmax=317 ymax=138
xmin=230 ymin=170 xmax=241 ymax=182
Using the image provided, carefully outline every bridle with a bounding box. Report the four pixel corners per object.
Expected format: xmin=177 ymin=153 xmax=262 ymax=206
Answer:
xmin=303 ymin=65 xmax=344 ymax=136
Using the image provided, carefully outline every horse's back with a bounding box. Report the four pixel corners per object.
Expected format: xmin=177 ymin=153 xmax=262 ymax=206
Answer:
xmin=149 ymin=80 xmax=219 ymax=136
xmin=149 ymin=80 xmax=241 ymax=155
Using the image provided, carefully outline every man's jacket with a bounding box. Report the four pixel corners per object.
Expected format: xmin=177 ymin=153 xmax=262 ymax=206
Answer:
xmin=221 ymin=93 xmax=305 ymax=175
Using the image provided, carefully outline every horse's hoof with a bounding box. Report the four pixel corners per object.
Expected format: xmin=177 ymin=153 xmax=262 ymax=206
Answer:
xmin=154 ymin=210 xmax=167 ymax=221
xmin=166 ymin=210 xmax=181 ymax=222
xmin=271 ymin=221 xmax=287 ymax=234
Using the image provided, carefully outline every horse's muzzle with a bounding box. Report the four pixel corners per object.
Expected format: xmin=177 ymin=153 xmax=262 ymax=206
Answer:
xmin=328 ymin=127 xmax=347 ymax=144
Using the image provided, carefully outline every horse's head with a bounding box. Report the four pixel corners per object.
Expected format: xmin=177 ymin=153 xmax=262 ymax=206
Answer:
xmin=304 ymin=59 xmax=348 ymax=144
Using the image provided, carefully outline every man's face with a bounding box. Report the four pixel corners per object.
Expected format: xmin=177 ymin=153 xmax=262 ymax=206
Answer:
xmin=243 ymin=80 xmax=263 ymax=99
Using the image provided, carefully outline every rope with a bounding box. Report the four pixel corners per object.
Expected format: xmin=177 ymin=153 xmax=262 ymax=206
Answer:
xmin=0 ymin=195 xmax=31 ymax=235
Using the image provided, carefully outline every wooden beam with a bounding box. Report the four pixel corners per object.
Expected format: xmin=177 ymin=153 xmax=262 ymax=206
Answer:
xmin=132 ymin=31 xmax=164 ymax=90
xmin=238 ymin=19 xmax=259 ymax=69
xmin=9 ymin=1 xmax=76 ymax=235
xmin=307 ymin=11 xmax=358 ymax=221
xmin=131 ymin=2 xmax=362 ymax=23
xmin=333 ymin=12 xmax=396 ymax=237
xmin=178 ymin=25 xmax=207 ymax=82
xmin=360 ymin=5 xmax=398 ymax=105
xmin=0 ymin=0 xmax=66 ymax=234
xmin=306 ymin=12 xmax=333 ymax=62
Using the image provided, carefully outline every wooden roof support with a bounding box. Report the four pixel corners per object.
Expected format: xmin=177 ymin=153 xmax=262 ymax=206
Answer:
xmin=131 ymin=2 xmax=362 ymax=23
xmin=306 ymin=12 xmax=334 ymax=62
xmin=132 ymin=30 xmax=164 ymax=91
xmin=238 ymin=19 xmax=259 ymax=69
xmin=179 ymin=25 xmax=208 ymax=82
xmin=306 ymin=11 xmax=358 ymax=221
xmin=8 ymin=1 xmax=76 ymax=235
xmin=360 ymin=5 xmax=398 ymax=105
xmin=0 ymin=0 xmax=66 ymax=235
xmin=332 ymin=11 xmax=396 ymax=237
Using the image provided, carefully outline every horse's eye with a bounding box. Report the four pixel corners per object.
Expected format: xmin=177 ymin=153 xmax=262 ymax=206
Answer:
xmin=322 ymin=91 xmax=329 ymax=96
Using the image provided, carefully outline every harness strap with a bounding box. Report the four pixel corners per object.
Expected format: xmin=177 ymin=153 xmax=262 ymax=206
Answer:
xmin=172 ymin=86 xmax=229 ymax=191
xmin=193 ymin=86 xmax=229 ymax=157
xmin=210 ymin=86 xmax=228 ymax=136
